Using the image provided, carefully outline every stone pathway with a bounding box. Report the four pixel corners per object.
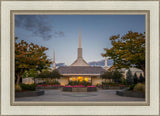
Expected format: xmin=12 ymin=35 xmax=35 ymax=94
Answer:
xmin=15 ymin=89 xmax=145 ymax=101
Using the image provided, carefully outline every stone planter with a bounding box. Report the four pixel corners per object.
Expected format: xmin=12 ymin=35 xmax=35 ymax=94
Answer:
xmin=87 ymin=87 xmax=97 ymax=92
xmin=116 ymin=90 xmax=145 ymax=98
xmin=102 ymin=86 xmax=120 ymax=89
xmin=15 ymin=90 xmax=45 ymax=98
xmin=102 ymin=85 xmax=126 ymax=90
xmin=63 ymin=87 xmax=97 ymax=92
xmin=102 ymin=86 xmax=109 ymax=89
xmin=36 ymin=86 xmax=59 ymax=89
xmin=72 ymin=87 xmax=87 ymax=92
xmin=63 ymin=87 xmax=72 ymax=92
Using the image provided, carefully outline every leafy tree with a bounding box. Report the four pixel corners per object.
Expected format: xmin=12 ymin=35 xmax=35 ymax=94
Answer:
xmin=112 ymin=70 xmax=122 ymax=83
xmin=23 ymin=69 xmax=38 ymax=78
xmin=36 ymin=70 xmax=50 ymax=79
xmin=133 ymin=73 xmax=138 ymax=84
xmin=23 ymin=69 xmax=38 ymax=83
xmin=101 ymin=70 xmax=122 ymax=83
xmin=15 ymin=37 xmax=52 ymax=85
xmin=100 ymin=71 xmax=113 ymax=82
xmin=37 ymin=69 xmax=62 ymax=79
xmin=139 ymin=73 xmax=145 ymax=83
xmin=50 ymin=69 xmax=62 ymax=79
xmin=126 ymin=69 xmax=133 ymax=85
xmin=102 ymin=31 xmax=145 ymax=75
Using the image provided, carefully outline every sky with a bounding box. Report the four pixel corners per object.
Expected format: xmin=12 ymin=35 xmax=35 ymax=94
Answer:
xmin=15 ymin=15 xmax=145 ymax=66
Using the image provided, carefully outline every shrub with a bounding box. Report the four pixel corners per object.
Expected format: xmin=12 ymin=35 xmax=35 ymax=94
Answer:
xmin=101 ymin=82 xmax=108 ymax=87
xmin=44 ymin=79 xmax=60 ymax=85
xmin=82 ymin=80 xmax=87 ymax=86
xmin=68 ymin=80 xmax=90 ymax=86
xmin=52 ymin=80 xmax=60 ymax=85
xmin=121 ymin=78 xmax=127 ymax=85
xmin=108 ymin=83 xmax=119 ymax=87
xmin=15 ymin=84 xmax=22 ymax=92
xmin=133 ymin=83 xmax=145 ymax=93
xmin=128 ymin=84 xmax=136 ymax=91
xmin=45 ymin=80 xmax=50 ymax=85
xmin=68 ymin=81 xmax=73 ymax=85
xmin=20 ymin=83 xmax=36 ymax=91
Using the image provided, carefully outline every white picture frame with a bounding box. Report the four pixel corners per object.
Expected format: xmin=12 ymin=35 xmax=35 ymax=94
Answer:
xmin=0 ymin=0 xmax=159 ymax=115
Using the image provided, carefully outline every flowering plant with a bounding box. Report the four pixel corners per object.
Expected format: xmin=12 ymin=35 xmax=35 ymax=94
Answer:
xmin=64 ymin=85 xmax=97 ymax=88
xmin=65 ymin=85 xmax=72 ymax=87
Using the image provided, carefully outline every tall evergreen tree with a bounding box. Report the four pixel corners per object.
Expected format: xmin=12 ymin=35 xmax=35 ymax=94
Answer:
xmin=133 ymin=73 xmax=138 ymax=84
xmin=126 ymin=69 xmax=133 ymax=85
xmin=139 ymin=73 xmax=145 ymax=83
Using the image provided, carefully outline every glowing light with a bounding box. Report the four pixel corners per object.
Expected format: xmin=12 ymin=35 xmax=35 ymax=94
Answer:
xmin=77 ymin=76 xmax=83 ymax=80
xmin=72 ymin=78 xmax=76 ymax=81
xmin=84 ymin=78 xmax=88 ymax=82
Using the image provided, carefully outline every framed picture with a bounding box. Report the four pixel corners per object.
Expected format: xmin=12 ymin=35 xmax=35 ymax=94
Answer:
xmin=0 ymin=0 xmax=159 ymax=115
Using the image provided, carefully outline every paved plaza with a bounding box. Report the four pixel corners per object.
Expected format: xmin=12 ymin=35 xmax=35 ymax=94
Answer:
xmin=15 ymin=89 xmax=145 ymax=101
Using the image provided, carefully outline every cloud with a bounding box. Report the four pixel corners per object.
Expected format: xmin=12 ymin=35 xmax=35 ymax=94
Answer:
xmin=15 ymin=15 xmax=64 ymax=40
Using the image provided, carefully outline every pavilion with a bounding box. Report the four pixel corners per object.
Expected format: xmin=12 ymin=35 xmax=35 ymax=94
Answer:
xmin=55 ymin=29 xmax=107 ymax=86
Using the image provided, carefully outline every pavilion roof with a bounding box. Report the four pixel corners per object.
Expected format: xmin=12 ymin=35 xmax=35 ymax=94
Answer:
xmin=57 ymin=66 xmax=106 ymax=76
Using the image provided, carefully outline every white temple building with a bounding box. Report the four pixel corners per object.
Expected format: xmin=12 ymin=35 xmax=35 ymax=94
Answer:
xmin=55 ymin=29 xmax=107 ymax=86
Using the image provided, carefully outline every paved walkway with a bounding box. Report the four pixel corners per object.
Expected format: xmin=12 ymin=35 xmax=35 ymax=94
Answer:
xmin=15 ymin=89 xmax=145 ymax=101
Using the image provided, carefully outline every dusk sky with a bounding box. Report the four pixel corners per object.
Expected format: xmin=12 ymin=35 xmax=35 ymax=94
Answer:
xmin=15 ymin=15 xmax=145 ymax=66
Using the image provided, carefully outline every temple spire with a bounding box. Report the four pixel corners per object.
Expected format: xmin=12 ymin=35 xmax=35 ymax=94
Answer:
xmin=53 ymin=49 xmax=56 ymax=70
xmin=77 ymin=28 xmax=82 ymax=58
xmin=70 ymin=28 xmax=89 ymax=66
xmin=104 ymin=57 xmax=108 ymax=70
xmin=79 ymin=28 xmax=81 ymax=48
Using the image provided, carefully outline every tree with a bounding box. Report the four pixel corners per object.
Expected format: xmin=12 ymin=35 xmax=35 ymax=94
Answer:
xmin=50 ymin=69 xmax=62 ymax=79
xmin=36 ymin=69 xmax=62 ymax=84
xmin=36 ymin=70 xmax=50 ymax=79
xmin=101 ymin=70 xmax=122 ymax=83
xmin=133 ymin=73 xmax=138 ymax=84
xmin=139 ymin=73 xmax=145 ymax=83
xmin=100 ymin=71 xmax=113 ymax=82
xmin=112 ymin=70 xmax=122 ymax=83
xmin=37 ymin=69 xmax=62 ymax=79
xmin=23 ymin=69 xmax=38 ymax=78
xmin=126 ymin=69 xmax=133 ymax=85
xmin=15 ymin=37 xmax=52 ymax=85
xmin=102 ymin=31 xmax=145 ymax=76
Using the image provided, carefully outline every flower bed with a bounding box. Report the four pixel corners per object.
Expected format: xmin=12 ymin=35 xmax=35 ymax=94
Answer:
xmin=36 ymin=84 xmax=63 ymax=89
xmin=63 ymin=85 xmax=97 ymax=92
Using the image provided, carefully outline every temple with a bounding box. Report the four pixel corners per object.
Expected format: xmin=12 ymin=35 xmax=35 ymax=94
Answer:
xmin=56 ymin=29 xmax=107 ymax=86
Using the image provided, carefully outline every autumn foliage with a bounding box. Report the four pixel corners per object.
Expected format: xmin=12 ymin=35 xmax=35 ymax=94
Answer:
xmin=15 ymin=37 xmax=52 ymax=84
xmin=102 ymin=31 xmax=145 ymax=75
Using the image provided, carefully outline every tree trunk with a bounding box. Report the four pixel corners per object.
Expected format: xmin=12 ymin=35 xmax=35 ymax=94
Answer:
xmin=16 ymin=73 xmax=21 ymax=85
